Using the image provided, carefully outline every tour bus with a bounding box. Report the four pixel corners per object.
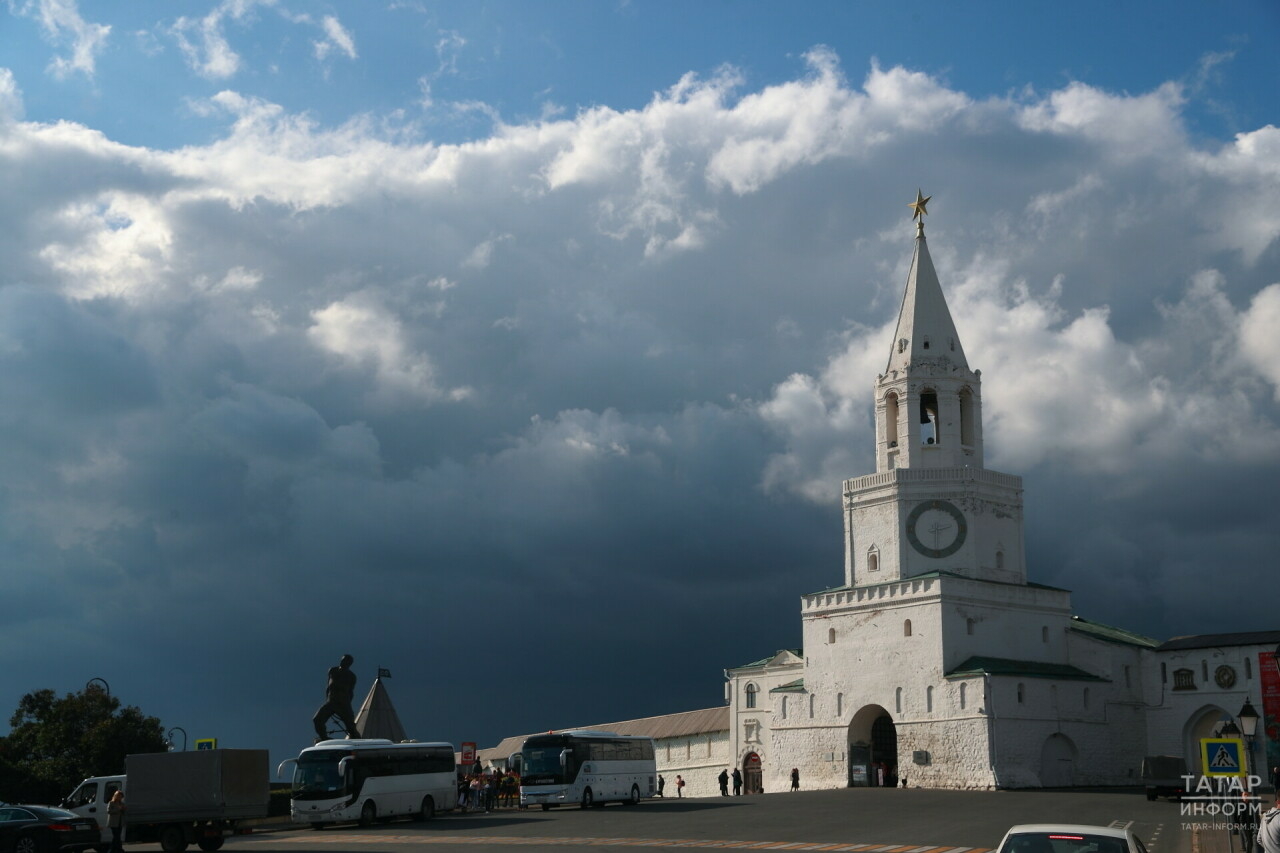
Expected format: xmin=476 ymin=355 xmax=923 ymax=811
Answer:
xmin=519 ymin=731 xmax=656 ymax=810
xmin=278 ymin=739 xmax=457 ymax=828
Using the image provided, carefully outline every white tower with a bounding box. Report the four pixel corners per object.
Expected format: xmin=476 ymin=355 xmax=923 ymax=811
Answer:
xmin=842 ymin=193 xmax=1025 ymax=587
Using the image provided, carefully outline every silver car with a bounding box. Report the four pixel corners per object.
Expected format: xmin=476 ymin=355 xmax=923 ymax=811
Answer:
xmin=996 ymin=824 xmax=1150 ymax=853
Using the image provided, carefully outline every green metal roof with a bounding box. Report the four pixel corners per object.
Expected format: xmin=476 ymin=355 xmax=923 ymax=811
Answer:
xmin=769 ymin=678 xmax=806 ymax=694
xmin=733 ymin=649 xmax=802 ymax=670
xmin=945 ymin=655 xmax=1105 ymax=682
xmin=1070 ymin=615 xmax=1158 ymax=649
xmin=806 ymin=570 xmax=1070 ymax=597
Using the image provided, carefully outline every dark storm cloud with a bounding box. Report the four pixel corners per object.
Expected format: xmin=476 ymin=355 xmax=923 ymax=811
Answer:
xmin=0 ymin=53 xmax=1277 ymax=764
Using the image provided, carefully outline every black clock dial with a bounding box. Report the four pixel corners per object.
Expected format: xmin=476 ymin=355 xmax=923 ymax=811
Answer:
xmin=906 ymin=499 xmax=967 ymax=559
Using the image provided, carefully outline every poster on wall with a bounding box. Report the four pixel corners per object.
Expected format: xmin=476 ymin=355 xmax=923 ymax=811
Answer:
xmin=1259 ymin=651 xmax=1280 ymax=772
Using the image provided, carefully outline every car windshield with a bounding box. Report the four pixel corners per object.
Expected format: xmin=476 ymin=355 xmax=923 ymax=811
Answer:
xmin=1003 ymin=832 xmax=1129 ymax=853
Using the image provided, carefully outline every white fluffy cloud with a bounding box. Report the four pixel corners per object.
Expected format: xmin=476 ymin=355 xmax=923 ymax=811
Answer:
xmin=14 ymin=0 xmax=111 ymax=79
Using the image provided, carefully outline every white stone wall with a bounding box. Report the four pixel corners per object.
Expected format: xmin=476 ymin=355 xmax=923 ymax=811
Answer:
xmin=1144 ymin=643 xmax=1277 ymax=778
xmin=654 ymin=729 xmax=732 ymax=798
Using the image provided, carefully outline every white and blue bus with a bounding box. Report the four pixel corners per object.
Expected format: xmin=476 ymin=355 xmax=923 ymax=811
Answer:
xmin=279 ymin=739 xmax=457 ymax=828
xmin=519 ymin=731 xmax=656 ymax=810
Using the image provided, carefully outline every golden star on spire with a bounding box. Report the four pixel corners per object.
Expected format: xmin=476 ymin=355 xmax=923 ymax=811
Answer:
xmin=908 ymin=189 xmax=931 ymax=221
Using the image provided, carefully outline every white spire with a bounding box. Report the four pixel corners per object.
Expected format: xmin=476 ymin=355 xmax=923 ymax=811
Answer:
xmin=885 ymin=197 xmax=968 ymax=375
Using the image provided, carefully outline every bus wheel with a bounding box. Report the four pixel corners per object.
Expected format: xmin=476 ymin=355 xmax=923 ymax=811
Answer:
xmin=580 ymin=788 xmax=593 ymax=809
xmin=359 ymin=801 xmax=377 ymax=827
xmin=624 ymin=785 xmax=640 ymax=806
xmin=419 ymin=796 xmax=435 ymax=821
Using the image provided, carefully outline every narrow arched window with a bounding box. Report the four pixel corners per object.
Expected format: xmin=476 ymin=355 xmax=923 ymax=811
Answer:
xmin=996 ymin=550 xmax=1005 ymax=570
xmin=868 ymin=548 xmax=880 ymax=572
xmin=926 ymin=686 xmax=934 ymax=713
xmin=959 ymin=387 xmax=975 ymax=447
xmin=895 ymin=687 xmax=903 ymax=714
xmin=920 ymin=390 xmax=939 ymax=445
xmin=904 ymin=619 xmax=913 ymax=637
xmin=809 ymin=694 xmax=815 ymax=719
xmin=780 ymin=697 xmax=788 ymax=720
xmin=837 ymin=693 xmax=844 ymax=717
xmin=959 ymin=683 xmax=967 ymax=710
xmin=745 ymin=683 xmax=758 ymax=709
xmin=1041 ymin=626 xmax=1049 ymax=643
xmin=828 ymin=627 xmax=836 ymax=644
xmin=966 ymin=618 xmax=975 ymax=636
xmin=884 ymin=393 xmax=900 ymax=449
xmin=1016 ymin=683 xmax=1025 ymax=704
xmin=1246 ymin=657 xmax=1253 ymax=680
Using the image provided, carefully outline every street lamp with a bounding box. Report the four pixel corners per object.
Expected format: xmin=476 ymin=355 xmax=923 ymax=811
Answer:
xmin=85 ymin=678 xmax=110 ymax=696
xmin=166 ymin=727 xmax=188 ymax=752
xmin=1239 ymin=700 xmax=1260 ymax=739
xmin=1221 ymin=719 xmax=1242 ymax=738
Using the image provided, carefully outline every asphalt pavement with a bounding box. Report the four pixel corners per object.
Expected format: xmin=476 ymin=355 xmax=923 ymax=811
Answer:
xmin=216 ymin=786 xmax=1216 ymax=853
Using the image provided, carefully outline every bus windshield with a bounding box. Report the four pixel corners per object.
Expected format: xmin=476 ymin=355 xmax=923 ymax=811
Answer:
xmin=292 ymin=753 xmax=349 ymax=799
xmin=521 ymin=738 xmax=579 ymax=784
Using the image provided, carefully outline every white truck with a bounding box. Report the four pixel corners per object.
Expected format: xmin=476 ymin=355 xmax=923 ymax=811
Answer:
xmin=63 ymin=749 xmax=269 ymax=853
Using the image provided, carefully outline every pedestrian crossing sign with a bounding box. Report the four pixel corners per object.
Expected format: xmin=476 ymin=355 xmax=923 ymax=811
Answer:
xmin=1200 ymin=738 xmax=1247 ymax=777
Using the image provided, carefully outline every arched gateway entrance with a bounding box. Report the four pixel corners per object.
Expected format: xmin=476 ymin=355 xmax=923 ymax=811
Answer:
xmin=740 ymin=752 xmax=763 ymax=794
xmin=847 ymin=705 xmax=897 ymax=787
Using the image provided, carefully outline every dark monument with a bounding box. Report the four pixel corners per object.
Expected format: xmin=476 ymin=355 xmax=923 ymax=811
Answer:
xmin=312 ymin=654 xmax=360 ymax=742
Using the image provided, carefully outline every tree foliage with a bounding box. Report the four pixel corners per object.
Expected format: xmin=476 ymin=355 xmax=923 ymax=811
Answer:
xmin=0 ymin=686 xmax=166 ymax=803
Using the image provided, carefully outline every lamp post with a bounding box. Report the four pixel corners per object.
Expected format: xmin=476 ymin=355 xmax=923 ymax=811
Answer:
xmin=166 ymin=727 xmax=188 ymax=752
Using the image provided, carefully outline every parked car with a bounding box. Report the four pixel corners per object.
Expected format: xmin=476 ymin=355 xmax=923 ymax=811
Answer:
xmin=996 ymin=825 xmax=1151 ymax=853
xmin=0 ymin=805 xmax=99 ymax=853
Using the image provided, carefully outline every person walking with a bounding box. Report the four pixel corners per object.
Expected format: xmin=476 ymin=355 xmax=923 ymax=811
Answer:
xmin=107 ymin=790 xmax=125 ymax=853
xmin=656 ymin=775 xmax=665 ymax=798
xmin=732 ymin=768 xmax=742 ymax=796
xmin=790 ymin=767 xmax=800 ymax=791
xmin=718 ymin=769 xmax=729 ymax=796
xmin=676 ymin=775 xmax=685 ymax=798
xmin=1260 ymin=797 xmax=1280 ymax=853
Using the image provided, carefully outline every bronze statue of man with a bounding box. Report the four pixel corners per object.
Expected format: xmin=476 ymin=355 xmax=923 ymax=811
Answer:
xmin=312 ymin=654 xmax=360 ymax=742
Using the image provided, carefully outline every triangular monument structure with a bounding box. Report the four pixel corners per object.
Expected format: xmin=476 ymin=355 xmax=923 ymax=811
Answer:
xmin=354 ymin=670 xmax=408 ymax=742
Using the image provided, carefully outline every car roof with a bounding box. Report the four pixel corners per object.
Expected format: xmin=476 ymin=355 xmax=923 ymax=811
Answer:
xmin=1005 ymin=825 xmax=1132 ymax=839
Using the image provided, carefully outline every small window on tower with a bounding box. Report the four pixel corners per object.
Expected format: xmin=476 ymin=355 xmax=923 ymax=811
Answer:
xmin=827 ymin=627 xmax=836 ymax=644
xmin=950 ymin=338 xmax=955 ymax=352
xmin=922 ymin=336 xmax=931 ymax=350
xmin=904 ymin=619 xmax=913 ymax=637
xmin=868 ymin=547 xmax=880 ymax=572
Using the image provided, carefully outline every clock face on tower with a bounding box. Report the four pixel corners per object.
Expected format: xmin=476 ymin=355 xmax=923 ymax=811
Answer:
xmin=906 ymin=499 xmax=967 ymax=559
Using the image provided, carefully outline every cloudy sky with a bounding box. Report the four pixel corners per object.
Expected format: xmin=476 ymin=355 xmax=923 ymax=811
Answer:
xmin=2 ymin=0 xmax=1279 ymax=770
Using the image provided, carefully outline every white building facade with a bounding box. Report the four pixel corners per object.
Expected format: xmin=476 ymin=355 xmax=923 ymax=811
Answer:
xmin=722 ymin=203 xmax=1280 ymax=792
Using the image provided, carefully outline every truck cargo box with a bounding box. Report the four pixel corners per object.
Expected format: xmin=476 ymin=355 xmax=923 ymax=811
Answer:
xmin=125 ymin=749 xmax=269 ymax=823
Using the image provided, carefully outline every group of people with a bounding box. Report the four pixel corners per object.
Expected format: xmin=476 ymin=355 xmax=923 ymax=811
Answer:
xmin=715 ymin=768 xmax=747 ymax=796
xmin=655 ymin=774 xmax=685 ymax=797
xmin=457 ymin=769 xmax=522 ymax=812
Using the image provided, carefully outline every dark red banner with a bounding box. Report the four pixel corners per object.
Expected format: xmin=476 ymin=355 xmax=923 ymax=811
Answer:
xmin=1259 ymin=652 xmax=1280 ymax=772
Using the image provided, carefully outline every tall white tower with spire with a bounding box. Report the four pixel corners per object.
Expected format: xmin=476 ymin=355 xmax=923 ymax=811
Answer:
xmin=842 ymin=192 xmax=1025 ymax=588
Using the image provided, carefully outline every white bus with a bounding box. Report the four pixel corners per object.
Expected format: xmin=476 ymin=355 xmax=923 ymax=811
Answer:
xmin=278 ymin=739 xmax=457 ymax=828
xmin=519 ymin=731 xmax=656 ymax=810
